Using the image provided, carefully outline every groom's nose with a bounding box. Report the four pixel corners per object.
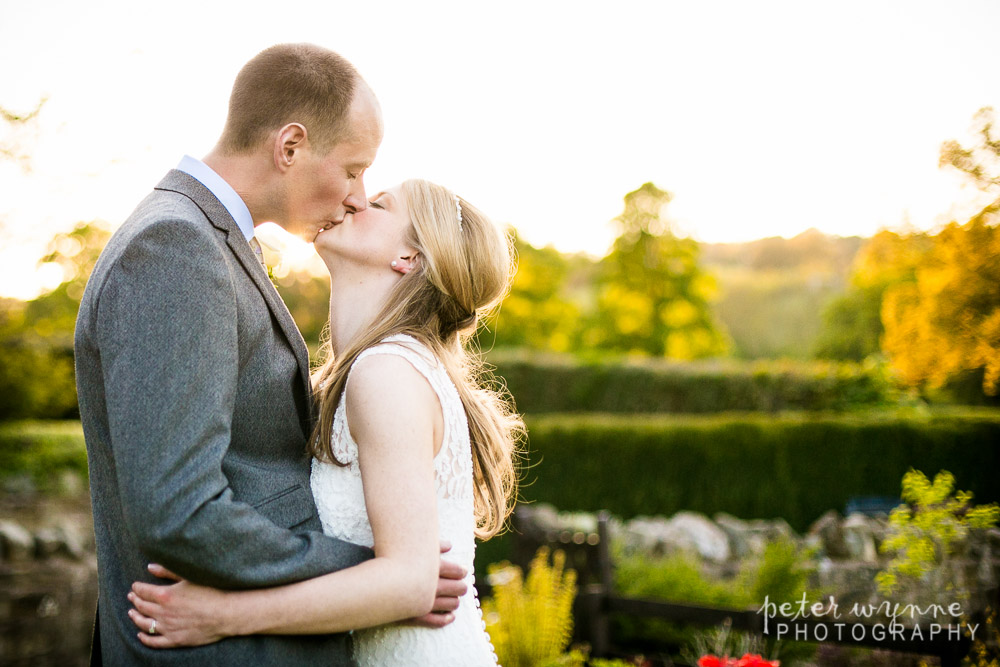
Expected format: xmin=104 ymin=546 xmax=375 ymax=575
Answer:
xmin=344 ymin=178 xmax=368 ymax=213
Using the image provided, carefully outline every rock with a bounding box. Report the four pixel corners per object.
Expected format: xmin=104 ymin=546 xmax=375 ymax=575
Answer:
xmin=557 ymin=511 xmax=598 ymax=535
xmin=808 ymin=510 xmax=850 ymax=559
xmin=752 ymin=517 xmax=796 ymax=542
xmin=812 ymin=560 xmax=884 ymax=613
xmin=622 ymin=516 xmax=674 ymax=556
xmin=1 ymin=473 xmax=37 ymax=495
xmin=517 ymin=504 xmax=601 ymax=540
xmin=34 ymin=528 xmax=63 ymax=559
xmin=0 ymin=519 xmax=36 ymax=562
xmin=56 ymin=470 xmax=85 ymax=496
xmin=867 ymin=515 xmax=888 ymax=551
xmin=714 ymin=512 xmax=753 ymax=559
xmin=662 ymin=512 xmax=731 ymax=563
xmin=841 ymin=513 xmax=878 ymax=563
xmin=53 ymin=519 xmax=90 ymax=560
xmin=802 ymin=532 xmax=824 ymax=555
xmin=988 ymin=528 xmax=1000 ymax=550
xmin=518 ymin=503 xmax=561 ymax=532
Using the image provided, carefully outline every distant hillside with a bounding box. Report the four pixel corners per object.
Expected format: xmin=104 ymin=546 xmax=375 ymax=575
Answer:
xmin=701 ymin=228 xmax=865 ymax=277
xmin=700 ymin=229 xmax=867 ymax=359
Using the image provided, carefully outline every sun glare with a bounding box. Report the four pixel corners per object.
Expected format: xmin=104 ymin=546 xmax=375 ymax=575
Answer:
xmin=254 ymin=223 xmax=329 ymax=280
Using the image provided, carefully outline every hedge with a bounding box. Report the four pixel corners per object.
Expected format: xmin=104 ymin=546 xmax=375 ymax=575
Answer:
xmin=515 ymin=408 xmax=1000 ymax=533
xmin=487 ymin=351 xmax=894 ymax=414
xmin=0 ymin=420 xmax=87 ymax=493
xmin=6 ymin=412 xmax=999 ymax=571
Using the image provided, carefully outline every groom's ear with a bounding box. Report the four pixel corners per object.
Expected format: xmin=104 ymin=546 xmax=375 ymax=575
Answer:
xmin=274 ymin=123 xmax=308 ymax=172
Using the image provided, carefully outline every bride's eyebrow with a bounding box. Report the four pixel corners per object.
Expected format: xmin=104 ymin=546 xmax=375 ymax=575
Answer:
xmin=374 ymin=192 xmax=396 ymax=207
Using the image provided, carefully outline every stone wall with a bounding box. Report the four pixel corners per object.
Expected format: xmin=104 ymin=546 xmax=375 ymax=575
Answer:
xmin=0 ymin=493 xmax=97 ymax=667
xmin=515 ymin=503 xmax=1000 ymax=619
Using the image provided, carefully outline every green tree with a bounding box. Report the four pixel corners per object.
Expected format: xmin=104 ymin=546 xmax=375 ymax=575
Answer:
xmin=812 ymin=284 xmax=884 ymax=360
xmin=273 ymin=272 xmax=332 ymax=355
xmin=0 ymin=221 xmax=110 ymax=420
xmin=582 ymin=183 xmax=726 ymax=358
xmin=813 ymin=230 xmax=932 ymax=361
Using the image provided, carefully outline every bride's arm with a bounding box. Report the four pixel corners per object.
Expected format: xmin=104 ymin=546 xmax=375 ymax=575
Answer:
xmin=128 ymin=353 xmax=444 ymax=643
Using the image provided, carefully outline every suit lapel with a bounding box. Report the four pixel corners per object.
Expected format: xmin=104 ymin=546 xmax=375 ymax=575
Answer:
xmin=154 ymin=171 xmax=314 ymax=429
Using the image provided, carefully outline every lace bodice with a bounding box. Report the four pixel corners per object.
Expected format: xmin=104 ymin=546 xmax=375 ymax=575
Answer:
xmin=310 ymin=335 xmax=498 ymax=666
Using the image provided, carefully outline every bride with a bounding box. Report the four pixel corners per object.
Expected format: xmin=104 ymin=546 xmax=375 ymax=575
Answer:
xmin=126 ymin=179 xmax=523 ymax=665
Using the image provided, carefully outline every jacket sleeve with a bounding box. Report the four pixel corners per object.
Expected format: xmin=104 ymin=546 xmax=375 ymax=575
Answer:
xmin=94 ymin=217 xmax=372 ymax=589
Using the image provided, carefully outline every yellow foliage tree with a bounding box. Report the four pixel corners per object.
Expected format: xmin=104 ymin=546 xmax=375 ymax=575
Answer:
xmin=486 ymin=230 xmax=584 ymax=353
xmin=586 ymin=182 xmax=727 ymax=359
xmin=882 ymin=210 xmax=1000 ymax=395
xmin=851 ymin=229 xmax=932 ymax=290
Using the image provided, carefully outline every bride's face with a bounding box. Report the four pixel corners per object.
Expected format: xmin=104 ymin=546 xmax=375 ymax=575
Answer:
xmin=313 ymin=184 xmax=415 ymax=272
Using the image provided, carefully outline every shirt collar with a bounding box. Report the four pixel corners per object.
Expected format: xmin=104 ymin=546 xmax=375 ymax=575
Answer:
xmin=176 ymin=155 xmax=255 ymax=241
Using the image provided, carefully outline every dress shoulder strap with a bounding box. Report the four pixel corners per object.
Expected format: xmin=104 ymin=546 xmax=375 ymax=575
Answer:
xmin=352 ymin=334 xmax=440 ymax=383
xmin=349 ymin=335 xmax=467 ymax=463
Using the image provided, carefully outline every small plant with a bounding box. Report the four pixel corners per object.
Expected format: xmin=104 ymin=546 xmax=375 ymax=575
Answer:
xmin=741 ymin=537 xmax=818 ymax=608
xmin=964 ymin=606 xmax=999 ymax=667
xmin=685 ymin=620 xmax=778 ymax=667
xmin=483 ymin=547 xmax=577 ymax=667
xmin=876 ymin=469 xmax=999 ymax=606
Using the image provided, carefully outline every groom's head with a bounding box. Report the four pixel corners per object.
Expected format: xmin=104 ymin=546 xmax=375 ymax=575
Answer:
xmin=218 ymin=43 xmax=383 ymax=239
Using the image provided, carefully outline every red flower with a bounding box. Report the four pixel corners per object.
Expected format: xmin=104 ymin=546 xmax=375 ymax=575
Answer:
xmin=697 ymin=656 xmax=729 ymax=667
xmin=736 ymin=653 xmax=780 ymax=667
xmin=698 ymin=652 xmax=779 ymax=667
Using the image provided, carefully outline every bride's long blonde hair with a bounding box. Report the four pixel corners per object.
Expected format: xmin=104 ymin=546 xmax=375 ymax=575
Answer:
xmin=309 ymin=179 xmax=523 ymax=539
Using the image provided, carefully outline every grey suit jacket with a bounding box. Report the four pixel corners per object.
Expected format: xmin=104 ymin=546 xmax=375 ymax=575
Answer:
xmin=74 ymin=170 xmax=373 ymax=665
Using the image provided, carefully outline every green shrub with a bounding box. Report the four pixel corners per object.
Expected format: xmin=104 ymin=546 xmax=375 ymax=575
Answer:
xmin=0 ymin=420 xmax=87 ymax=493
xmin=488 ymin=350 xmax=896 ymax=414
xmin=612 ymin=538 xmax=818 ymax=657
xmin=745 ymin=539 xmax=817 ymax=608
xmin=0 ymin=341 xmax=78 ymax=421
xmin=615 ymin=551 xmax=746 ymax=607
xmin=614 ymin=538 xmax=816 ymax=609
xmin=876 ymin=469 xmax=1000 ymax=606
xmin=519 ymin=409 xmax=1000 ymax=532
xmin=483 ymin=547 xmax=578 ymax=667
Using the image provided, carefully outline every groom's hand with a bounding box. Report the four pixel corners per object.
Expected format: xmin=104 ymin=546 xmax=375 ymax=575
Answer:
xmin=409 ymin=541 xmax=468 ymax=628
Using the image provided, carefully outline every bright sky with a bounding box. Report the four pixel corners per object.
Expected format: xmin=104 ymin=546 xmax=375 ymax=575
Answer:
xmin=2 ymin=0 xmax=999 ymax=299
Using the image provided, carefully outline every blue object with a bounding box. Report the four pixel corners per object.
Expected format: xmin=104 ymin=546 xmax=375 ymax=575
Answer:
xmin=845 ymin=496 xmax=900 ymax=516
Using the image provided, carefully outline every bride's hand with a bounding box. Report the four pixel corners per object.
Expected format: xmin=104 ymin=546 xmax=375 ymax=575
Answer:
xmin=408 ymin=540 xmax=468 ymax=628
xmin=127 ymin=563 xmax=231 ymax=648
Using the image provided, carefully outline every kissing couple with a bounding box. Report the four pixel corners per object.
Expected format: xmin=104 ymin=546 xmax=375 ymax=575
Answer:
xmin=75 ymin=43 xmax=521 ymax=666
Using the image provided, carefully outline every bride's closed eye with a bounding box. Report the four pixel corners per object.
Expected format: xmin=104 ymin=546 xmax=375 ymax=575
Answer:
xmin=369 ymin=200 xmax=384 ymax=210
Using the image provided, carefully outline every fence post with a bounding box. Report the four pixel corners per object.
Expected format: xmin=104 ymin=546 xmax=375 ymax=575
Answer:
xmin=597 ymin=511 xmax=613 ymax=591
xmin=586 ymin=511 xmax=613 ymax=656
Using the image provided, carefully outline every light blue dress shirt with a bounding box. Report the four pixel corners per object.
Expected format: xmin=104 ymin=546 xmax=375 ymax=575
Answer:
xmin=176 ymin=155 xmax=255 ymax=241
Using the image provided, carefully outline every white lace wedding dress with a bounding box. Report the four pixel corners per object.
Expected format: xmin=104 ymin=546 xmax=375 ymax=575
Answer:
xmin=310 ymin=334 xmax=500 ymax=666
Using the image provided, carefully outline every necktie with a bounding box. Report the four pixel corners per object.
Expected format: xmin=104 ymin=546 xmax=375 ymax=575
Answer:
xmin=249 ymin=236 xmax=267 ymax=270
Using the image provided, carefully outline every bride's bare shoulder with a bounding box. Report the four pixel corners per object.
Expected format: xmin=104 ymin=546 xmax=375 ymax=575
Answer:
xmin=344 ymin=351 xmax=441 ymax=434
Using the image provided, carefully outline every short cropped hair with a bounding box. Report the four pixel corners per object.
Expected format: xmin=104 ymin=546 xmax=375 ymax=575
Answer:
xmin=219 ymin=43 xmax=359 ymax=154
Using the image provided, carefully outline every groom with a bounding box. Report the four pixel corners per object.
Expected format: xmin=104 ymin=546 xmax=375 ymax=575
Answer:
xmin=75 ymin=44 xmax=465 ymax=665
